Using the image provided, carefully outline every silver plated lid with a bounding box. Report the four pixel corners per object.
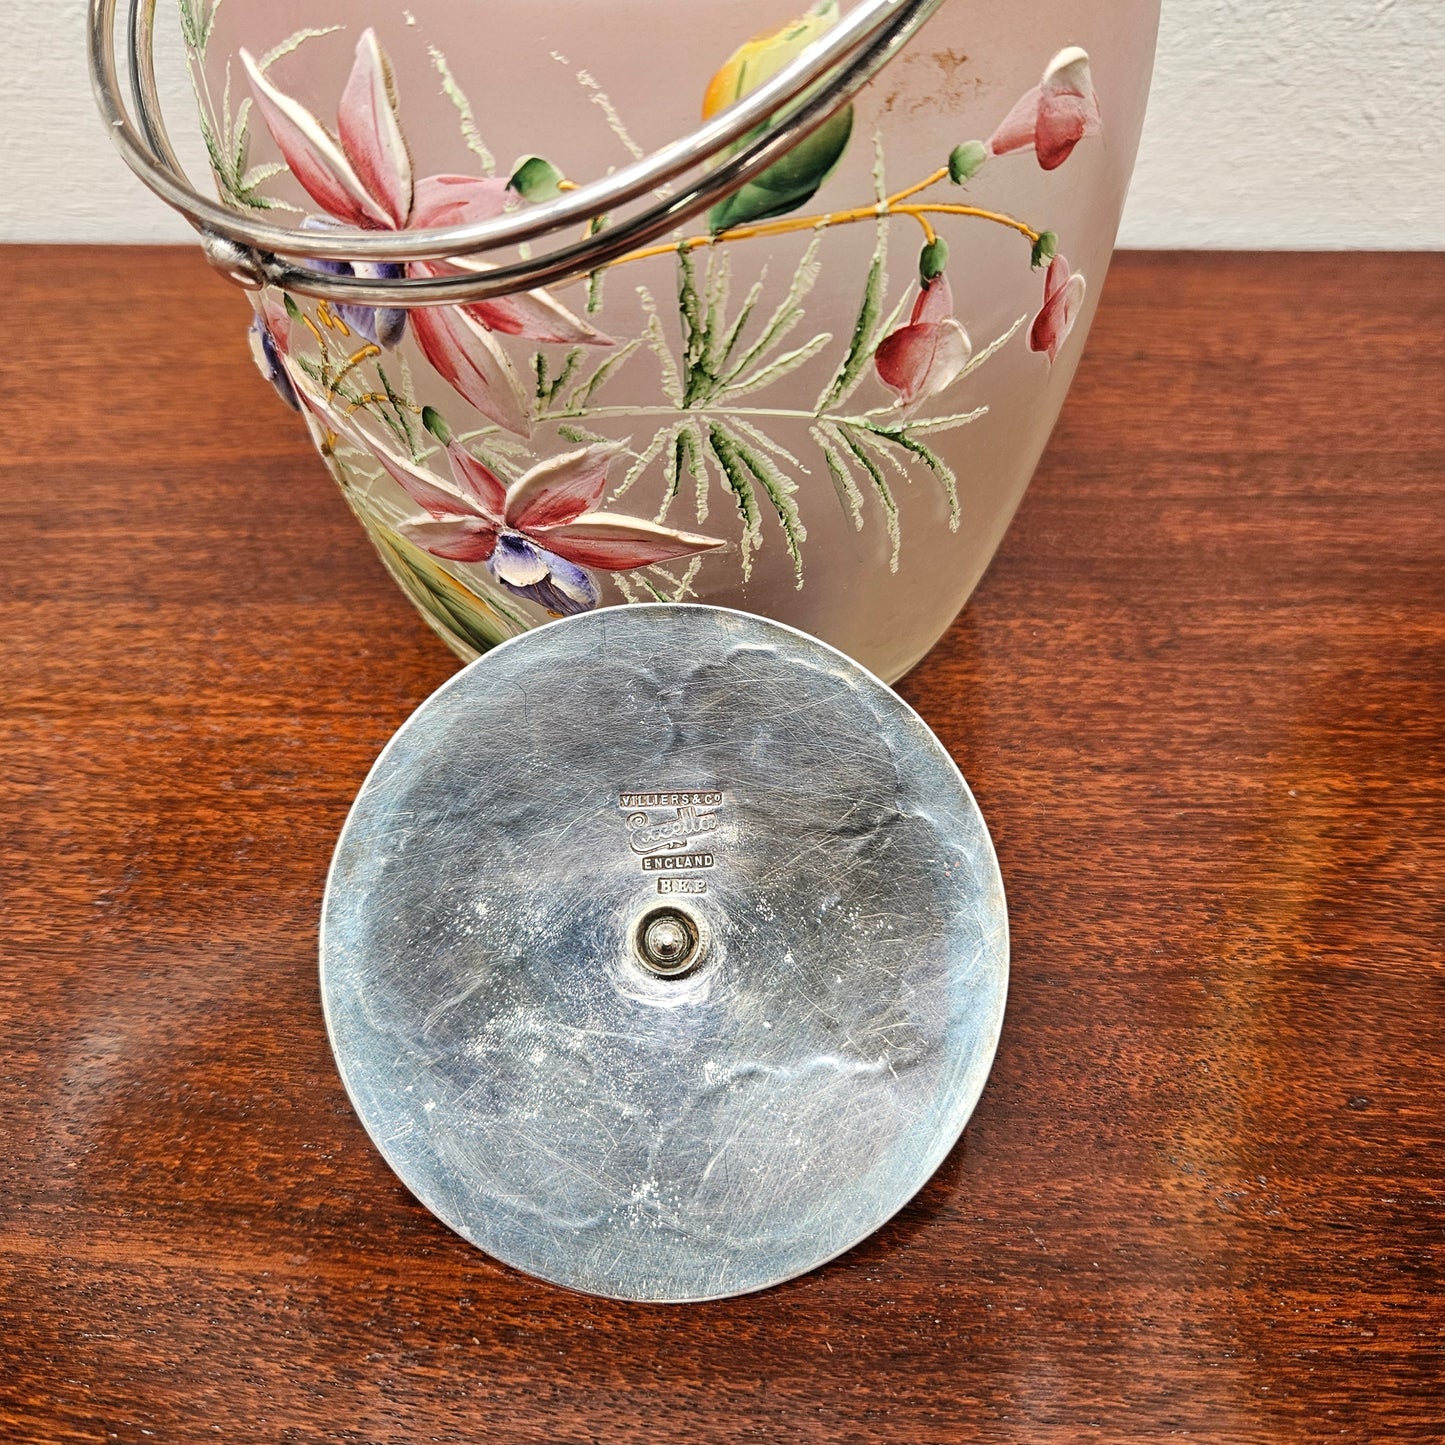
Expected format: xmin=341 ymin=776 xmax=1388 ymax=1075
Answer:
xmin=321 ymin=605 xmax=1008 ymax=1302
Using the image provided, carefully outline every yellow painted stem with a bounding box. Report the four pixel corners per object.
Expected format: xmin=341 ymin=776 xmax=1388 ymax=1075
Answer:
xmin=885 ymin=167 xmax=949 ymax=206
xmin=342 ymin=390 xmax=424 ymax=417
xmin=898 ymin=204 xmax=1038 ymax=242
xmin=326 ymin=344 xmax=382 ymax=398
xmin=607 ymin=188 xmax=1037 ymax=270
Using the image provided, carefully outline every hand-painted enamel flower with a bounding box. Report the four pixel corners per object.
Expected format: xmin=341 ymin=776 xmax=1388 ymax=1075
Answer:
xmin=1029 ymin=253 xmax=1087 ymax=363
xmin=874 ymin=274 xmax=972 ymax=410
xmin=988 ymin=47 xmax=1102 ymax=171
xmin=385 ymin=440 xmax=726 ymax=615
xmin=241 ymin=29 xmax=610 ymax=436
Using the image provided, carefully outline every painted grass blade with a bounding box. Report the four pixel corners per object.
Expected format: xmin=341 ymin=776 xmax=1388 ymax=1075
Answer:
xmin=815 ymin=218 xmax=887 ymax=413
xmin=706 ymin=423 xmax=762 ymax=579
xmin=722 ymin=332 xmax=832 ymax=401
xmin=717 ymin=422 xmax=807 ymax=586
xmin=811 ymin=424 xmax=865 ymax=532
xmin=835 ymin=423 xmax=901 ymax=571
xmin=721 ymin=233 xmax=823 ymax=387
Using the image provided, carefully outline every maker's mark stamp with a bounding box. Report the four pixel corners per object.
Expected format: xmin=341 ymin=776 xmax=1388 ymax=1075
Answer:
xmin=619 ymin=790 xmax=724 ymax=893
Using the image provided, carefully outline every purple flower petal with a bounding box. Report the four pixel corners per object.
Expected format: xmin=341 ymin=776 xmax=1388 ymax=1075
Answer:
xmin=248 ymin=315 xmax=300 ymax=411
xmin=297 ymin=225 xmax=406 ymax=348
xmin=487 ymin=532 xmax=599 ymax=615
xmin=486 ymin=531 xmax=551 ymax=587
xmin=349 ymin=262 xmax=407 ymax=348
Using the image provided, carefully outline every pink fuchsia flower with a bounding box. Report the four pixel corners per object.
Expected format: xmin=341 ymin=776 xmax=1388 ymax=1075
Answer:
xmin=873 ymin=274 xmax=972 ymax=410
xmin=241 ymin=30 xmax=609 ymax=436
xmin=1029 ymin=254 xmax=1087 ymax=363
xmin=325 ymin=417 xmax=727 ymax=614
xmin=987 ymin=47 xmax=1101 ymax=171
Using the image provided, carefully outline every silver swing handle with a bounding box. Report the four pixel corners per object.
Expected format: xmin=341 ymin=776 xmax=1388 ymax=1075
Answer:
xmin=89 ymin=0 xmax=945 ymax=307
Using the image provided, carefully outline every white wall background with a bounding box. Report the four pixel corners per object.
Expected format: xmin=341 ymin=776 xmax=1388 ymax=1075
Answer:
xmin=2 ymin=0 xmax=1441 ymax=247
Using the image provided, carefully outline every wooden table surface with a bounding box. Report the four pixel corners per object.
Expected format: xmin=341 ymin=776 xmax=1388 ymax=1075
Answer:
xmin=1 ymin=248 xmax=1440 ymax=1442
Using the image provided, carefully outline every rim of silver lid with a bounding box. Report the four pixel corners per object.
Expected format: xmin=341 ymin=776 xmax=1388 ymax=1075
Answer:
xmin=90 ymin=0 xmax=946 ymax=303
xmin=320 ymin=605 xmax=1008 ymax=1302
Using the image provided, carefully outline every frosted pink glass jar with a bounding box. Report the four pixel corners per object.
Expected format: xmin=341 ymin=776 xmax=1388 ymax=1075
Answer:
xmin=183 ymin=0 xmax=1159 ymax=680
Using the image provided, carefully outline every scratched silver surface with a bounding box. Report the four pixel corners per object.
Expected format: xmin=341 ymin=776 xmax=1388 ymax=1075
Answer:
xmin=321 ymin=605 xmax=1008 ymax=1302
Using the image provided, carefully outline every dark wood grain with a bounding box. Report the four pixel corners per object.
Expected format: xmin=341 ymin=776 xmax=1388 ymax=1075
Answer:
xmin=1 ymin=247 xmax=1440 ymax=1444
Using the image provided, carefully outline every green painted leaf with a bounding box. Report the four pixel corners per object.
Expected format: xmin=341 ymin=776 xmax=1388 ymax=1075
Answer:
xmin=717 ymin=274 xmax=765 ymax=374
xmin=676 ymin=245 xmax=714 ymax=403
xmin=811 ymin=424 xmax=865 ymax=532
xmin=614 ymin=425 xmax=677 ymax=502
xmin=658 ymin=430 xmax=685 ymax=522
xmin=702 ymin=249 xmax=734 ymax=379
xmin=557 ymin=423 xmax=611 ymax=445
xmin=374 ymin=528 xmax=516 ymax=658
xmin=722 ymin=331 xmax=832 ymax=401
xmin=708 ymin=106 xmax=853 ymax=233
xmin=680 ymin=422 xmax=710 ymax=524
xmin=178 ymin=1 xmax=202 ymax=51
xmin=421 ymin=406 xmax=453 ymax=444
xmin=375 ymin=365 xmax=417 ymax=453
xmin=547 ymin=348 xmax=584 ymax=405
xmin=566 ymin=337 xmax=642 ymax=410
xmin=729 ymin=417 xmax=807 ymax=472
xmin=585 ymin=214 xmax=609 ymax=314
xmin=636 ymin=285 xmax=684 ymax=407
xmin=721 ymin=231 xmax=822 ymax=387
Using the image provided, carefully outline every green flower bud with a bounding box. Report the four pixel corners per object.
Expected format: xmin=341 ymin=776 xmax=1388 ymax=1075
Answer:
xmin=919 ymin=237 xmax=950 ymax=284
xmin=421 ymin=406 xmax=454 ymax=445
xmin=1031 ymin=230 xmax=1060 ymax=269
xmin=508 ymin=155 xmax=567 ymax=203
xmin=948 ymin=141 xmax=988 ymax=184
